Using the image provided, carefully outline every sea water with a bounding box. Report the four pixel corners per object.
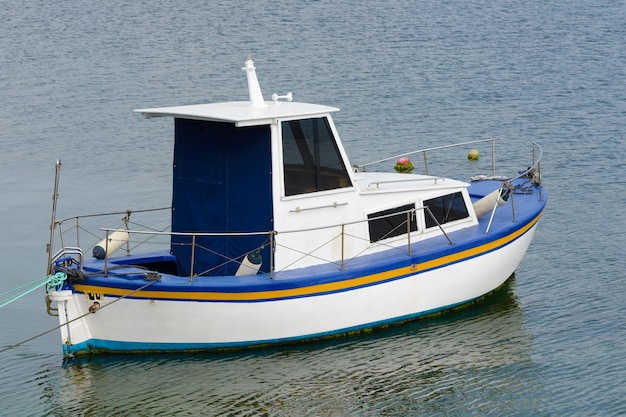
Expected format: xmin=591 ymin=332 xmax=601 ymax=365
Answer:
xmin=1 ymin=0 xmax=624 ymax=415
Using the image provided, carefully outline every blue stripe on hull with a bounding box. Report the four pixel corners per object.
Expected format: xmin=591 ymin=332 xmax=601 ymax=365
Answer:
xmin=72 ymin=211 xmax=541 ymax=304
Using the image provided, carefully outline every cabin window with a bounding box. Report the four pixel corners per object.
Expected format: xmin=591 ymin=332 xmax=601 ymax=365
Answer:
xmin=424 ymin=192 xmax=469 ymax=228
xmin=368 ymin=204 xmax=417 ymax=243
xmin=282 ymin=117 xmax=352 ymax=196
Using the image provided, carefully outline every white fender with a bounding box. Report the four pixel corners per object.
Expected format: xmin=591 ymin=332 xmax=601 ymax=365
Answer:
xmin=93 ymin=230 xmax=129 ymax=259
xmin=473 ymin=189 xmax=508 ymax=218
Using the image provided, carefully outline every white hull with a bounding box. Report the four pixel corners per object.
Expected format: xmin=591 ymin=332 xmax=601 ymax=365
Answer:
xmin=51 ymin=224 xmax=536 ymax=354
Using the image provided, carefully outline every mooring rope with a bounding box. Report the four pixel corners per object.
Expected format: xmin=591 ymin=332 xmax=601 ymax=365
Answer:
xmin=0 ymin=272 xmax=67 ymax=309
xmin=46 ymin=272 xmax=67 ymax=293
xmin=0 ymin=277 xmax=159 ymax=354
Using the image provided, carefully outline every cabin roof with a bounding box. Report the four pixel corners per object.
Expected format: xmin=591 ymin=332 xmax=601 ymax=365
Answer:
xmin=136 ymin=101 xmax=339 ymax=127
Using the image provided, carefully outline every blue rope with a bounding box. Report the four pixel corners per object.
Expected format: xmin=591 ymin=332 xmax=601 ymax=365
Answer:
xmin=0 ymin=272 xmax=67 ymax=309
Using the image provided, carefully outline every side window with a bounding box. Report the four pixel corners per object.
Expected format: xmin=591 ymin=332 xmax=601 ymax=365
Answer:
xmin=282 ymin=117 xmax=352 ymax=196
xmin=368 ymin=204 xmax=417 ymax=243
xmin=424 ymin=192 xmax=469 ymax=228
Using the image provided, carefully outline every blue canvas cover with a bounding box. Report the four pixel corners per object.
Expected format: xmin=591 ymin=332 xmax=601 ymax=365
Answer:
xmin=171 ymin=119 xmax=273 ymax=276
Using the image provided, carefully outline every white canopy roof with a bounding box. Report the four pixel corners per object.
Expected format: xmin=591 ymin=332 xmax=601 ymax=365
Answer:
xmin=136 ymin=101 xmax=339 ymax=127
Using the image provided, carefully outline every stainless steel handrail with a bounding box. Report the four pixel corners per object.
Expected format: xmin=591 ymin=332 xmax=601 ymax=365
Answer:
xmin=95 ymin=204 xmax=454 ymax=276
xmin=47 ymin=141 xmax=542 ymax=278
xmin=501 ymin=142 xmax=543 ymax=183
xmin=357 ymin=137 xmax=499 ymax=176
xmin=56 ymin=207 xmax=171 ymax=225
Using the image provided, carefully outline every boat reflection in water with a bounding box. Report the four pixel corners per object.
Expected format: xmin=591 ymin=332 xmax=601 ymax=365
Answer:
xmin=48 ymin=277 xmax=544 ymax=415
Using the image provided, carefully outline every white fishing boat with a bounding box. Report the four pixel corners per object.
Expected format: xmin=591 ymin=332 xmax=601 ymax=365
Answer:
xmin=45 ymin=58 xmax=546 ymax=356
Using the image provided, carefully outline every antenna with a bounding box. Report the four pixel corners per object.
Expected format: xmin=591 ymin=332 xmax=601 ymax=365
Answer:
xmin=242 ymin=57 xmax=266 ymax=107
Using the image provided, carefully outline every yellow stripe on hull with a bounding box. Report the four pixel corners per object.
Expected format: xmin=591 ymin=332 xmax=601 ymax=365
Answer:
xmin=74 ymin=214 xmax=541 ymax=302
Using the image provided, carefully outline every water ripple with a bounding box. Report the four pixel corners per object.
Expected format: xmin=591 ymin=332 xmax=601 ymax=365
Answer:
xmin=1 ymin=0 xmax=625 ymax=415
xmin=11 ymin=280 xmax=546 ymax=416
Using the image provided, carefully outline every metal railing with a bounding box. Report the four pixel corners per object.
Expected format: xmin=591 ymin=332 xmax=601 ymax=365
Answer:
xmin=48 ymin=204 xmax=455 ymax=281
xmin=356 ymin=138 xmax=499 ymax=176
xmin=483 ymin=142 xmax=543 ymax=233
xmin=100 ymin=204 xmax=454 ymax=279
xmin=47 ymin=141 xmax=543 ymax=280
xmin=47 ymin=207 xmax=172 ymax=275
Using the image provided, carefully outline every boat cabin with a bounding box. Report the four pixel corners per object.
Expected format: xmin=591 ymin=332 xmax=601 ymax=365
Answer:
xmin=136 ymin=59 xmax=475 ymax=278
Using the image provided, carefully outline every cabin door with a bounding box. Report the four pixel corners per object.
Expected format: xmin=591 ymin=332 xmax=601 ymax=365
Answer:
xmin=171 ymin=119 xmax=273 ymax=276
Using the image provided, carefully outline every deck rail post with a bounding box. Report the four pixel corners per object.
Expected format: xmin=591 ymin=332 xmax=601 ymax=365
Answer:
xmin=122 ymin=210 xmax=131 ymax=256
xmin=538 ymin=159 xmax=542 ymax=200
xmin=74 ymin=217 xmax=80 ymax=251
xmin=509 ymin=182 xmax=517 ymax=222
xmin=491 ymin=139 xmax=496 ymax=177
xmin=46 ymin=160 xmax=62 ymax=275
xmin=270 ymin=231 xmax=276 ymax=279
xmin=103 ymin=230 xmax=109 ymax=276
xmin=59 ymin=223 xmax=66 ymax=257
xmin=341 ymin=224 xmax=345 ymax=270
xmin=189 ymin=234 xmax=196 ymax=282
xmin=533 ymin=142 xmax=544 ymax=201
xmin=407 ymin=211 xmax=412 ymax=255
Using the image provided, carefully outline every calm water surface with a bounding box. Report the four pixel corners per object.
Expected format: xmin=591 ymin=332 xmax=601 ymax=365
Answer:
xmin=1 ymin=0 xmax=624 ymax=415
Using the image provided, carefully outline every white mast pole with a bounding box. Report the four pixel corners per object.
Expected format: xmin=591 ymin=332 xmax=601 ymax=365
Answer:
xmin=243 ymin=57 xmax=267 ymax=108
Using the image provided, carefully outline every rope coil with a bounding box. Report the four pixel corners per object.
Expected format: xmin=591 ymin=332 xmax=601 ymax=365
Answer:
xmin=46 ymin=272 xmax=67 ymax=293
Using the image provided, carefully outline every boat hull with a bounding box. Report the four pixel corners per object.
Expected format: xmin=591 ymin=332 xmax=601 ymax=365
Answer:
xmin=51 ymin=221 xmax=538 ymax=356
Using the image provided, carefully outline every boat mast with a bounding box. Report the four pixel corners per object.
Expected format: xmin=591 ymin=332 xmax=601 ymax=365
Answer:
xmin=46 ymin=160 xmax=62 ymax=275
xmin=243 ymin=57 xmax=267 ymax=108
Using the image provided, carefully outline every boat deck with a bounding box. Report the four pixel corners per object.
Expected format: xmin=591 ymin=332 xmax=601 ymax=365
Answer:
xmin=72 ymin=177 xmax=546 ymax=300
